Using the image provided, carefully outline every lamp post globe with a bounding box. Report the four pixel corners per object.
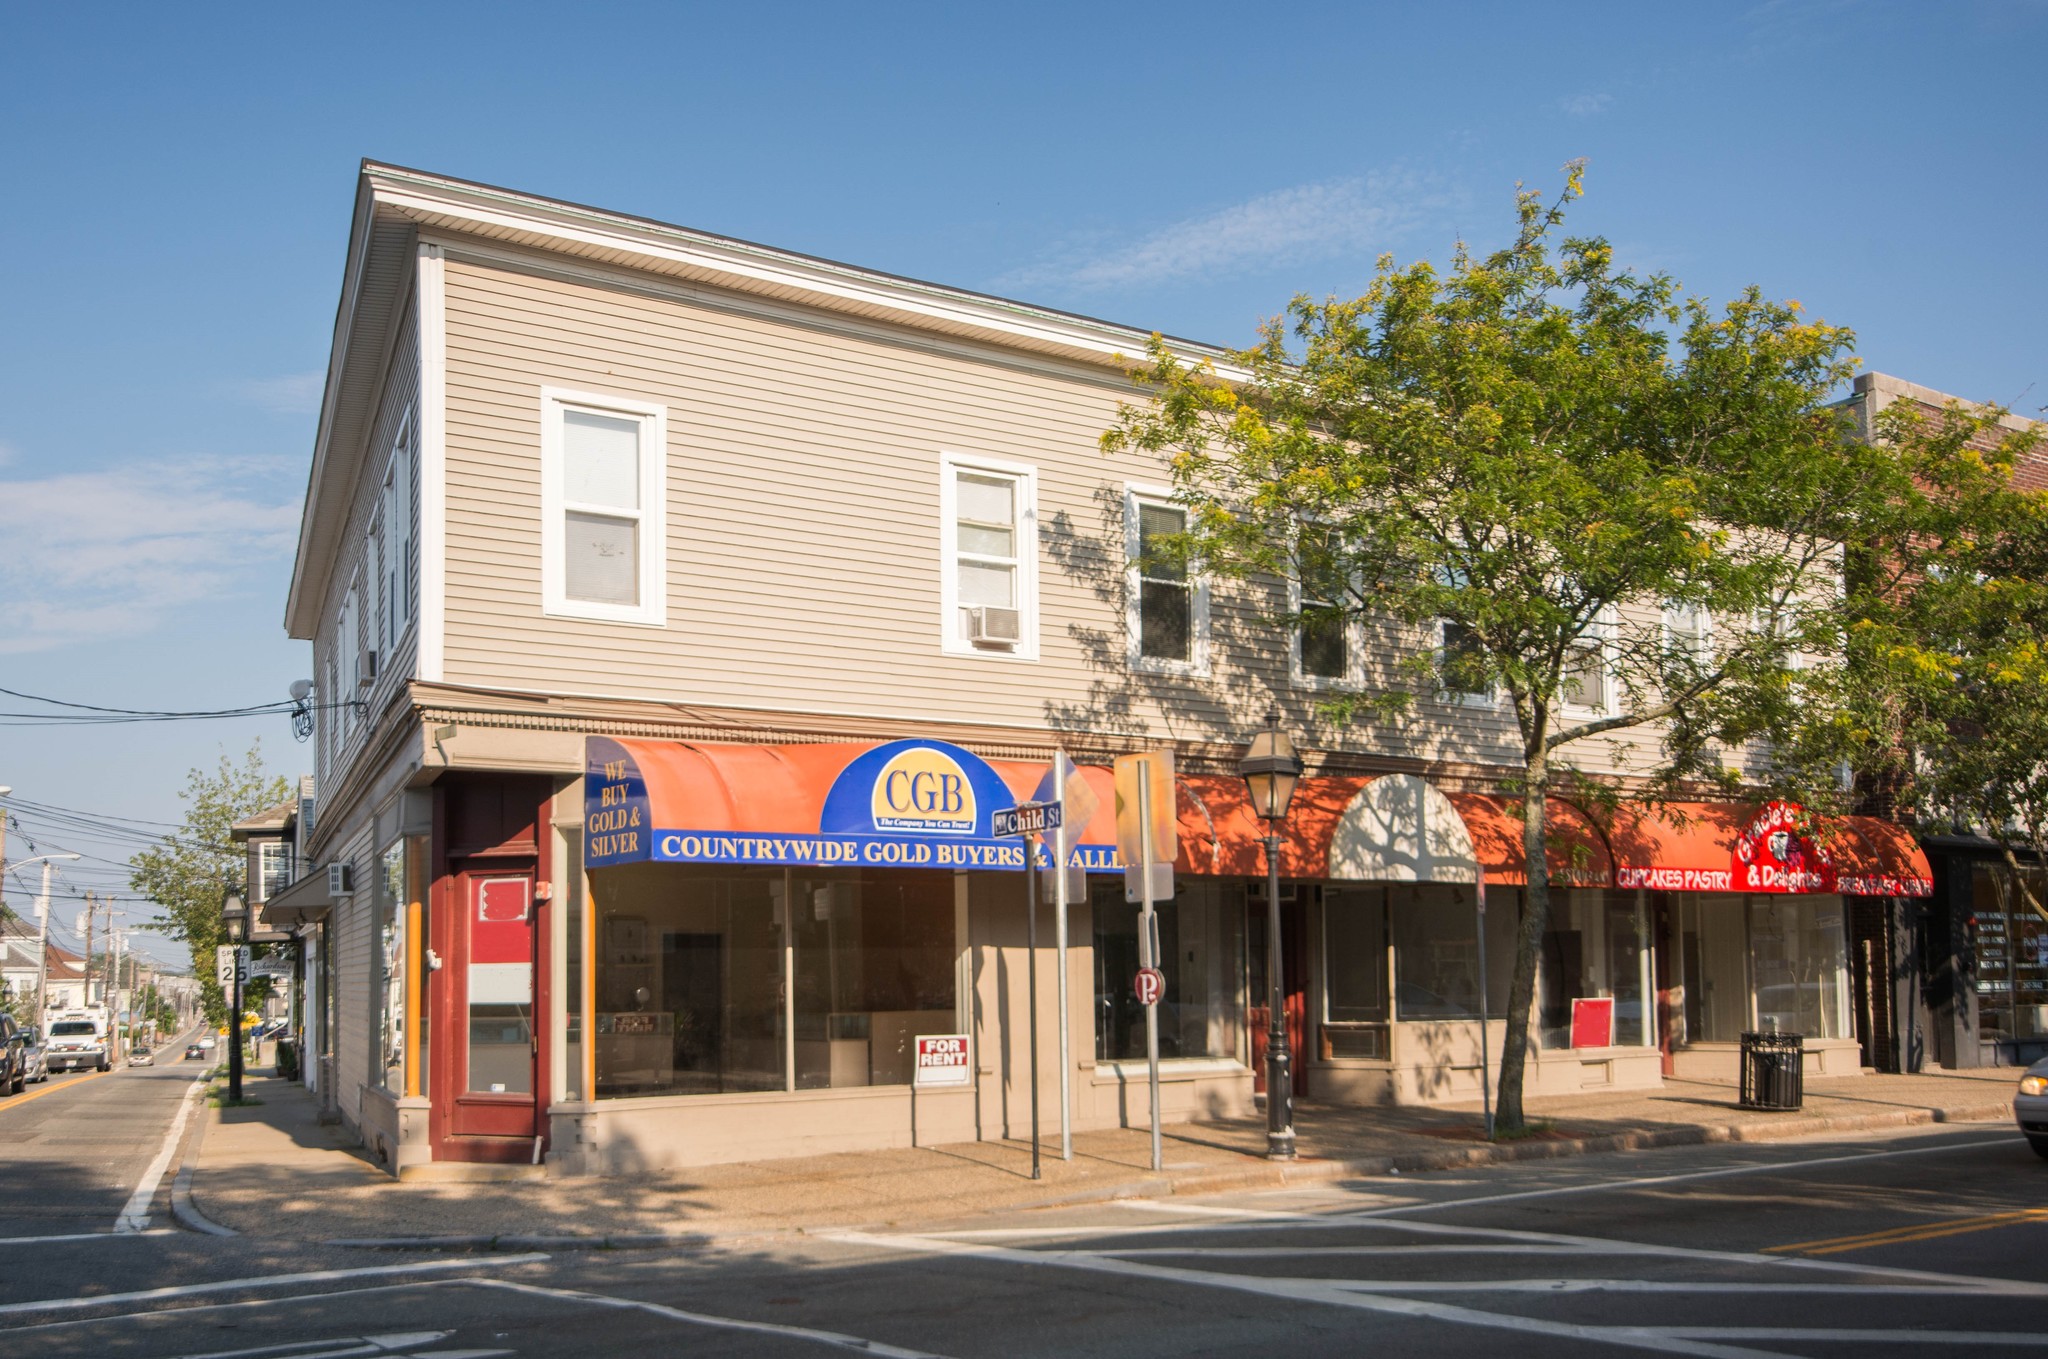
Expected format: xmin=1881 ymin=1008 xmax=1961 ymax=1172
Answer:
xmin=1238 ymin=710 xmax=1303 ymax=1160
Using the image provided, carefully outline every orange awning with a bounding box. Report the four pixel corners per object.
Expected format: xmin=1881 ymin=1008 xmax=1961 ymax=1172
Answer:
xmin=1447 ymin=796 xmax=1614 ymax=888
xmin=1833 ymin=817 xmax=1935 ymax=897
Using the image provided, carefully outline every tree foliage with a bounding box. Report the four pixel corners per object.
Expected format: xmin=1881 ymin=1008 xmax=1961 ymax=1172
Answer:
xmin=1840 ymin=399 xmax=2048 ymax=919
xmin=1105 ymin=169 xmax=1910 ymax=1129
xmin=128 ymin=743 xmax=290 ymax=1027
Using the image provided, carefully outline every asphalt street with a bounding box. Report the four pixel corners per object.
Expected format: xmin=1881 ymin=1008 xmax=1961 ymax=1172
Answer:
xmin=2 ymin=1072 xmax=2044 ymax=1357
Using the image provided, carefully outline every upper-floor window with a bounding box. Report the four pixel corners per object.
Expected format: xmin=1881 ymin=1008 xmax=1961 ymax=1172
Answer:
xmin=1434 ymin=567 xmax=1493 ymax=706
xmin=1293 ymin=526 xmax=1357 ymax=687
xmin=383 ymin=408 xmax=414 ymax=648
xmin=1126 ymin=486 xmax=1207 ymax=675
xmin=1562 ymin=606 xmax=1617 ymax=716
xmin=540 ymin=388 xmax=667 ymax=626
xmin=940 ymin=453 xmax=1037 ymax=658
xmin=256 ymin=839 xmax=294 ymax=903
xmin=1663 ymin=600 xmax=1712 ymax=671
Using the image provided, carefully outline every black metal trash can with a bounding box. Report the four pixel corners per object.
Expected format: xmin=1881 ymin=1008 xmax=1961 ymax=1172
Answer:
xmin=1739 ymin=1031 xmax=1804 ymax=1110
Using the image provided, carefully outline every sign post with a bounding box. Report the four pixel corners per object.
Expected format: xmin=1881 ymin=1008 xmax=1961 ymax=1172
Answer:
xmin=1037 ymin=752 xmax=1099 ymax=1163
xmin=1115 ymin=752 xmax=1174 ymax=1174
xmin=996 ymin=800 xmax=1061 ymax=1182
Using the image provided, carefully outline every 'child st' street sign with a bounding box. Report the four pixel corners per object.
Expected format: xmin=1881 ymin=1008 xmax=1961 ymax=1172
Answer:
xmin=992 ymin=801 xmax=1062 ymax=838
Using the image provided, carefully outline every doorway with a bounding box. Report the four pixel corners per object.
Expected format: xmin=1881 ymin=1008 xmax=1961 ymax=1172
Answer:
xmin=435 ymin=867 xmax=545 ymax=1160
xmin=1248 ymin=892 xmax=1309 ymax=1097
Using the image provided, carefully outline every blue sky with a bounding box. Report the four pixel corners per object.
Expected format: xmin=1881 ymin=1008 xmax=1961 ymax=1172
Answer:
xmin=1 ymin=0 xmax=2043 ymax=966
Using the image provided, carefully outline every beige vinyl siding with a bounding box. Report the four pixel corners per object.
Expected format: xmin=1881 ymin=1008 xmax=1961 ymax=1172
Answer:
xmin=435 ymin=247 xmax=1726 ymax=778
xmin=330 ymin=834 xmax=373 ymax=1132
xmin=314 ymin=300 xmax=422 ymax=800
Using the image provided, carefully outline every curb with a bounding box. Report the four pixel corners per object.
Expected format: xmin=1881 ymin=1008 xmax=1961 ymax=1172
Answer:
xmin=312 ymin=1100 xmax=2014 ymax=1250
xmin=168 ymin=1076 xmax=238 ymax=1238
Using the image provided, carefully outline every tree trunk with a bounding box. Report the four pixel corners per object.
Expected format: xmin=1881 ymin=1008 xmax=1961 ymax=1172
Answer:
xmin=1494 ymin=748 xmax=1552 ymax=1134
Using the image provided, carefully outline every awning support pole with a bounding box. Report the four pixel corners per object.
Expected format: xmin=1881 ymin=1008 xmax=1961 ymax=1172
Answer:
xmin=1027 ymin=833 xmax=1042 ymax=1182
xmin=1055 ymin=814 xmax=1073 ymax=1161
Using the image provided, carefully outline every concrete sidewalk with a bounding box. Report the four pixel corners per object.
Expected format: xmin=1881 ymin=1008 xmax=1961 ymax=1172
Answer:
xmin=176 ymin=1067 xmax=2022 ymax=1248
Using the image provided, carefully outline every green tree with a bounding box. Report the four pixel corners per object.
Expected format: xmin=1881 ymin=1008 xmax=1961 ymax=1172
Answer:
xmin=1105 ymin=169 xmax=1909 ymax=1131
xmin=1841 ymin=398 xmax=2048 ymax=920
xmin=128 ymin=744 xmax=290 ymax=1027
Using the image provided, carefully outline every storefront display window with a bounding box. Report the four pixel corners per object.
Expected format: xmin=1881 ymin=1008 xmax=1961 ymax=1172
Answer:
xmin=1676 ymin=894 xmax=1750 ymax=1043
xmin=592 ymin=864 xmax=957 ymax=1099
xmin=376 ymin=841 xmax=404 ymax=1091
xmin=1094 ymin=879 xmax=1244 ymax=1062
xmin=563 ymin=830 xmax=583 ymax=1102
xmin=1322 ymin=886 xmax=1386 ymax=1057
xmin=1393 ymin=885 xmax=1514 ymax=1020
xmin=1969 ymin=862 xmax=2048 ymax=1047
xmin=789 ymin=873 xmax=957 ymax=1088
xmin=1749 ymin=894 xmax=1847 ymax=1039
xmin=1538 ymin=890 xmax=1650 ymax=1049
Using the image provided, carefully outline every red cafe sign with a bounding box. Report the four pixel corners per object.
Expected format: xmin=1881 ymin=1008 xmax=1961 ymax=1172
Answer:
xmin=1733 ymin=801 xmax=1835 ymax=894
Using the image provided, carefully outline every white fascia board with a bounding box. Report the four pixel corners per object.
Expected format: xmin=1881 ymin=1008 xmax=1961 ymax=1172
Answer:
xmin=286 ymin=174 xmax=382 ymax=639
xmin=362 ymin=163 xmax=1250 ymax=381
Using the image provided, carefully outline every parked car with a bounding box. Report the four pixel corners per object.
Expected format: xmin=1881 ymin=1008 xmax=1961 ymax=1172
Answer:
xmin=0 ymin=1015 xmax=25 ymax=1095
xmin=184 ymin=1043 xmax=206 ymax=1061
xmin=2016 ymin=1058 xmax=2048 ymax=1160
xmin=22 ymin=1027 xmax=49 ymax=1084
xmin=128 ymin=1047 xmax=154 ymax=1067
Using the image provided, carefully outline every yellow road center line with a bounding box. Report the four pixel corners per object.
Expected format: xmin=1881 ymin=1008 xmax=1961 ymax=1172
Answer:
xmin=0 ymin=1069 xmax=113 ymax=1111
xmin=1770 ymin=1207 xmax=2048 ymax=1255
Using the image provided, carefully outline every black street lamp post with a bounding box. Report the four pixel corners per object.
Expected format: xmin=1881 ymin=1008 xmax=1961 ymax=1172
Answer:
xmin=1238 ymin=709 xmax=1303 ymax=1160
xmin=223 ymin=891 xmax=247 ymax=1104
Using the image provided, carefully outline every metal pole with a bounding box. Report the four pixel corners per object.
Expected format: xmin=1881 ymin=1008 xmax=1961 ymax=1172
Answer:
xmin=1474 ymin=869 xmax=1493 ymax=1141
xmin=1026 ymin=831 xmax=1041 ymax=1182
xmin=228 ymin=949 xmax=244 ymax=1103
xmin=1264 ymin=830 xmax=1294 ymax=1159
xmin=1139 ymin=771 xmax=1162 ymax=1174
xmin=34 ymin=861 xmax=54 ymax=1023
xmin=1054 ymin=810 xmax=1073 ymax=1161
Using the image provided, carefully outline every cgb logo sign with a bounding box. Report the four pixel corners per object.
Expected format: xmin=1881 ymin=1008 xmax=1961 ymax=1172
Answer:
xmin=1733 ymin=801 xmax=1835 ymax=894
xmin=870 ymin=746 xmax=976 ymax=834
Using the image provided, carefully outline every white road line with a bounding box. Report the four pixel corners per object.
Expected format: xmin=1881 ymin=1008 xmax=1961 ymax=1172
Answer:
xmin=826 ymin=1229 xmax=1788 ymax=1359
xmin=113 ymin=1075 xmax=206 ymax=1233
xmin=0 ymin=1281 xmax=439 ymax=1336
xmin=168 ymin=1336 xmax=452 ymax=1359
xmin=0 ymin=1229 xmax=176 ymax=1245
xmin=450 ymin=1277 xmax=960 ymax=1359
xmin=0 ymin=1253 xmax=549 ymax=1318
xmin=1321 ymin=1279 xmax=2025 ymax=1296
xmin=1094 ymin=1132 xmax=2021 ymax=1227
xmin=1100 ymin=1244 xmax=1630 ymax=1257
xmin=1661 ymin=1328 xmax=2048 ymax=1346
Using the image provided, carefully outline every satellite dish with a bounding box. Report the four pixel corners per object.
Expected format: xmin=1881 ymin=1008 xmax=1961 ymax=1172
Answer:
xmin=288 ymin=679 xmax=314 ymax=701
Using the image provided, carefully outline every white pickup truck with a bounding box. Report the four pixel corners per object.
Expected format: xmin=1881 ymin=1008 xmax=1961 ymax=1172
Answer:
xmin=43 ymin=1010 xmax=111 ymax=1073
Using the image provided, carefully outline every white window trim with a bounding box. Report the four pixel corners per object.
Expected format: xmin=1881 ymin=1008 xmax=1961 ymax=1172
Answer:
xmin=1125 ymin=483 xmax=1210 ymax=677
xmin=382 ymin=407 xmax=414 ymax=651
xmin=1662 ymin=600 xmax=1715 ymax=666
xmin=1288 ymin=526 xmax=1363 ymax=691
xmin=1561 ymin=604 xmax=1620 ymax=719
xmin=939 ymin=451 xmax=1040 ymax=661
xmin=539 ymin=386 xmax=668 ymax=627
xmin=1433 ymin=615 xmax=1499 ymax=709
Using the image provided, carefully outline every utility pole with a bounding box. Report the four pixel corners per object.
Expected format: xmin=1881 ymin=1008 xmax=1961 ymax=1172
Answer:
xmin=0 ymin=784 xmax=11 ymax=920
xmin=109 ymin=926 xmax=124 ymax=1062
xmin=81 ymin=894 xmax=96 ymax=1009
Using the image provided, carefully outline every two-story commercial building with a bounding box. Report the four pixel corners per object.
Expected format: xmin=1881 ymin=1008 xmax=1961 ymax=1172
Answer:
xmin=284 ymin=163 xmax=1933 ymax=1175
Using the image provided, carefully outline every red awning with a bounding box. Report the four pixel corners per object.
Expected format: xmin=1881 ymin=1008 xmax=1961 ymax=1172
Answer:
xmin=1833 ymin=817 xmax=1935 ymax=897
xmin=1602 ymin=801 xmax=1932 ymax=897
xmin=1446 ymin=797 xmax=1614 ymax=888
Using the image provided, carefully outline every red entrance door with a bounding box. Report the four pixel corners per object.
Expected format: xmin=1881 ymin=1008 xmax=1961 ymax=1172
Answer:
xmin=434 ymin=867 xmax=547 ymax=1161
xmin=1248 ymin=898 xmax=1310 ymax=1097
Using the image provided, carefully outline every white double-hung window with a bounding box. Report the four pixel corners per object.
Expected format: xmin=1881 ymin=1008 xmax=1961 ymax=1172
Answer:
xmin=382 ymin=408 xmax=414 ymax=648
xmin=1562 ymin=605 xmax=1618 ymax=716
xmin=941 ymin=453 xmax=1037 ymax=658
xmin=1125 ymin=485 xmax=1208 ymax=675
xmin=541 ymin=389 xmax=666 ymax=625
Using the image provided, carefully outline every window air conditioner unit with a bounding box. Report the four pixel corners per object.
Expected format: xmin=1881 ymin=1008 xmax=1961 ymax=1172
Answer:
xmin=357 ymin=649 xmax=378 ymax=689
xmin=966 ymin=606 xmax=1022 ymax=646
xmin=328 ymin=862 xmax=353 ymax=896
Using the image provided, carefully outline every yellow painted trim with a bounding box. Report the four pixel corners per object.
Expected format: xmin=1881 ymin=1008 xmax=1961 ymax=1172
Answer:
xmin=0 ymin=1069 xmax=113 ymax=1111
xmin=1770 ymin=1206 xmax=2048 ymax=1255
xmin=405 ymin=893 xmax=423 ymax=1100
